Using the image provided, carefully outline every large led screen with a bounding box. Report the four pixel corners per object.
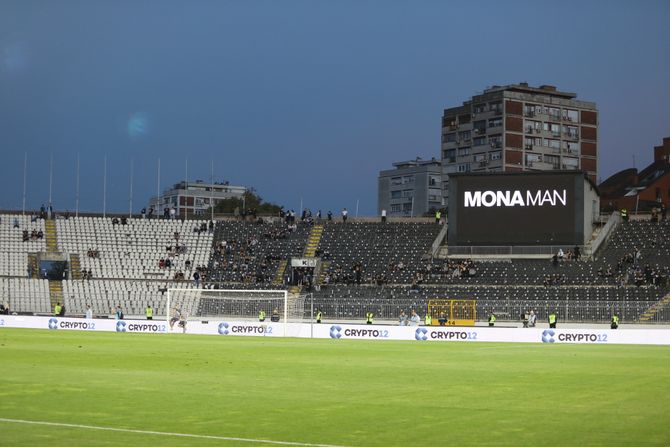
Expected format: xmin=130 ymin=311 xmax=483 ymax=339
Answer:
xmin=448 ymin=173 xmax=580 ymax=246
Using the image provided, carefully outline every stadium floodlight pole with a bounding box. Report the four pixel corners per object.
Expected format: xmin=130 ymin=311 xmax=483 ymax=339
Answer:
xmin=22 ymin=152 xmax=27 ymax=216
xmin=210 ymin=159 xmax=214 ymax=221
xmin=48 ymin=152 xmax=53 ymax=212
xmin=156 ymin=158 xmax=161 ymax=215
xmin=184 ymin=157 xmax=188 ymax=221
xmin=355 ymin=199 xmax=359 ymax=218
xmin=129 ymin=158 xmax=134 ymax=219
xmin=75 ymin=153 xmax=80 ymax=217
xmin=102 ymin=155 xmax=107 ymax=218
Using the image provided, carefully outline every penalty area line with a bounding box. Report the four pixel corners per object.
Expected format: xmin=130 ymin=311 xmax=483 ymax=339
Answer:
xmin=0 ymin=417 xmax=351 ymax=447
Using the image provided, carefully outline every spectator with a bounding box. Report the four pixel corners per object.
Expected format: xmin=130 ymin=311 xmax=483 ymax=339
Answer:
xmin=341 ymin=208 xmax=348 ymax=223
xmin=398 ymin=310 xmax=407 ymax=326
xmin=381 ymin=209 xmax=387 ymax=223
xmin=409 ymin=310 xmax=420 ymax=326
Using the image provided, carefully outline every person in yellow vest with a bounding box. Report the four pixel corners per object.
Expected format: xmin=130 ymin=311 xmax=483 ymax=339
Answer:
xmin=365 ymin=311 xmax=374 ymax=325
xmin=620 ymin=208 xmax=628 ymax=222
xmin=488 ymin=312 xmax=496 ymax=327
xmin=435 ymin=210 xmax=442 ymax=224
xmin=145 ymin=305 xmax=153 ymax=320
xmin=611 ymin=314 xmax=620 ymax=329
xmin=54 ymin=302 xmax=62 ymax=316
xmin=548 ymin=311 xmax=557 ymax=329
xmin=316 ymin=309 xmax=323 ymax=324
xmin=259 ymin=309 xmax=266 ymax=322
xmin=424 ymin=312 xmax=432 ymax=326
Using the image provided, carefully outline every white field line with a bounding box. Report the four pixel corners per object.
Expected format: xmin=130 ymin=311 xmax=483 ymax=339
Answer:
xmin=0 ymin=417 xmax=351 ymax=447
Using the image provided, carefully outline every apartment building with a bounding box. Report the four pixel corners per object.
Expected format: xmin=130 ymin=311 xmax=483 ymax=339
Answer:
xmin=378 ymin=158 xmax=442 ymax=217
xmin=440 ymin=83 xmax=598 ymax=203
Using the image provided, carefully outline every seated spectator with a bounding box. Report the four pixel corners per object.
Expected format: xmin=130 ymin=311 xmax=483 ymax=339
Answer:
xmin=37 ymin=230 xmax=44 ymax=239
xmin=112 ymin=217 xmax=119 ymax=225
xmin=22 ymin=230 xmax=29 ymax=242
xmin=13 ymin=218 xmax=19 ymax=228
xmin=120 ymin=216 xmax=127 ymax=225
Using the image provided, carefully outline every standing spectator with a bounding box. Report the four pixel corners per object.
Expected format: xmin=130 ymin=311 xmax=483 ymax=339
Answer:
xmin=409 ymin=310 xmax=420 ymax=326
xmin=85 ymin=304 xmax=93 ymax=319
xmin=170 ymin=207 xmax=176 ymax=220
xmin=193 ymin=270 xmax=201 ymax=287
xmin=398 ymin=310 xmax=407 ymax=326
xmin=528 ymin=310 xmax=537 ymax=327
xmin=327 ymin=211 xmax=333 ymax=222
xmin=341 ymin=208 xmax=348 ymax=223
xmin=141 ymin=208 xmax=146 ymax=219
xmin=115 ymin=306 xmax=124 ymax=320
xmin=381 ymin=209 xmax=387 ymax=223
xmin=548 ymin=311 xmax=557 ymax=328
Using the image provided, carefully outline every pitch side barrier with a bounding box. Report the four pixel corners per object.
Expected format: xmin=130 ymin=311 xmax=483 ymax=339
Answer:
xmin=2 ymin=316 xmax=670 ymax=345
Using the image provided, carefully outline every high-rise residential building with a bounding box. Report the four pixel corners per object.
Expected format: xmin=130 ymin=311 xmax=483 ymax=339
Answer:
xmin=378 ymin=157 xmax=442 ymax=217
xmin=440 ymin=83 xmax=598 ymax=203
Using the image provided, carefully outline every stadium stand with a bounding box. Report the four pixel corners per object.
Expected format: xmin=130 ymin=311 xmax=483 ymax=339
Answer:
xmin=0 ymin=214 xmax=47 ymax=277
xmin=2 ymin=212 xmax=670 ymax=324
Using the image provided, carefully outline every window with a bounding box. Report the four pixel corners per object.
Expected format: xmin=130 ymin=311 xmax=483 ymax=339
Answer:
xmin=523 ymin=104 xmax=536 ymax=117
xmin=402 ymin=203 xmax=412 ymax=212
xmin=402 ymin=176 xmax=414 ymax=184
xmin=545 ymin=154 xmax=560 ymax=168
xmin=474 ymin=154 xmax=486 ymax=162
xmin=489 ymin=134 xmax=502 ymax=148
xmin=490 ymin=151 xmax=502 ymax=160
xmin=391 ymin=177 xmax=402 ymax=186
xmin=473 ymin=137 xmax=487 ymax=146
xmin=526 ymin=153 xmax=542 ymax=165
xmin=473 ymin=120 xmax=487 ymax=134
xmin=443 ymin=149 xmax=456 ymax=162
xmin=488 ymin=117 xmax=502 ymax=128
xmin=563 ymin=157 xmax=579 ymax=169
xmin=390 ymin=190 xmax=401 ymax=199
xmin=444 ymin=133 xmax=457 ymax=143
xmin=563 ymin=109 xmax=578 ymax=122
xmin=458 ymin=147 xmax=470 ymax=156
xmin=563 ymin=125 xmax=579 ymax=139
xmin=459 ymin=130 xmax=471 ymax=141
xmin=564 ymin=141 xmax=580 ymax=154
xmin=391 ymin=204 xmax=401 ymax=213
xmin=490 ymin=102 xmax=502 ymax=114
xmin=524 ymin=137 xmax=541 ymax=150
xmin=473 ymin=104 xmax=487 ymax=114
xmin=544 ymin=139 xmax=561 ymax=150
xmin=402 ymin=189 xmax=414 ymax=198
xmin=429 ymin=175 xmax=440 ymax=186
xmin=525 ymin=120 xmax=541 ymax=133
xmin=543 ymin=122 xmax=561 ymax=137
xmin=457 ymin=163 xmax=470 ymax=173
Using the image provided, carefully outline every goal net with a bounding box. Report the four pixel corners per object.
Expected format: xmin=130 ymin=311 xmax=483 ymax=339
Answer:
xmin=166 ymin=289 xmax=305 ymax=335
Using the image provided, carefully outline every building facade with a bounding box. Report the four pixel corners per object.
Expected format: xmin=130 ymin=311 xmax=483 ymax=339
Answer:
xmin=148 ymin=181 xmax=246 ymax=218
xmin=440 ymin=83 xmax=598 ymax=204
xmin=378 ymin=158 xmax=442 ymax=217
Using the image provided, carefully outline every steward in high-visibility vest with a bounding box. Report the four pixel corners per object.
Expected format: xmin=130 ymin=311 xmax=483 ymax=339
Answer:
xmin=259 ymin=310 xmax=266 ymax=322
xmin=488 ymin=313 xmax=496 ymax=327
xmin=316 ymin=310 xmax=323 ymax=324
xmin=435 ymin=210 xmax=442 ymax=224
xmin=425 ymin=313 xmax=432 ymax=326
xmin=548 ymin=312 xmax=557 ymax=328
xmin=611 ymin=314 xmax=620 ymax=330
xmin=366 ymin=312 xmax=374 ymax=325
xmin=146 ymin=306 xmax=153 ymax=320
xmin=620 ymin=208 xmax=628 ymax=222
xmin=54 ymin=303 xmax=61 ymax=316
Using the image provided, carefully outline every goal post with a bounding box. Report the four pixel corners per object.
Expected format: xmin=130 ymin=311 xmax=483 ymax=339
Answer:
xmin=166 ymin=288 xmax=297 ymax=335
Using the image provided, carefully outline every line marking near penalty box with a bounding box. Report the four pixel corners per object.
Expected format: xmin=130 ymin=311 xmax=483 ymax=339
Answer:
xmin=0 ymin=417 xmax=351 ymax=447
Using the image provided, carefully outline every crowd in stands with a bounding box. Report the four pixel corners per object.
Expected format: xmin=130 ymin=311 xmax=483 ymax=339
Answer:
xmin=22 ymin=229 xmax=44 ymax=242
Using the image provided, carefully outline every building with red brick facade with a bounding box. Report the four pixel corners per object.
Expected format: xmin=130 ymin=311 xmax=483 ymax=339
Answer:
xmin=599 ymin=137 xmax=670 ymax=212
xmin=440 ymin=83 xmax=597 ymax=204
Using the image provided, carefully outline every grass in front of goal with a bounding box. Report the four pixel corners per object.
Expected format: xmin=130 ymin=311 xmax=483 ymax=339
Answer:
xmin=1 ymin=329 xmax=669 ymax=447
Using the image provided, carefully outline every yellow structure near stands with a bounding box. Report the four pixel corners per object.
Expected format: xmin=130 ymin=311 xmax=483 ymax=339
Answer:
xmin=427 ymin=299 xmax=476 ymax=326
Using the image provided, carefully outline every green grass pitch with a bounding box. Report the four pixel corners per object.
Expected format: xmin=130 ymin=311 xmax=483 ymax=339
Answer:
xmin=1 ymin=328 xmax=669 ymax=447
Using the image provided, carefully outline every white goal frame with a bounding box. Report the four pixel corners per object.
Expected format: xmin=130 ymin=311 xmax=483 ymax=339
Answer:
xmin=166 ymin=288 xmax=289 ymax=334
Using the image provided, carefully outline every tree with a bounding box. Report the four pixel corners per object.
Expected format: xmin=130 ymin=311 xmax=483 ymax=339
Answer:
xmin=208 ymin=188 xmax=283 ymax=216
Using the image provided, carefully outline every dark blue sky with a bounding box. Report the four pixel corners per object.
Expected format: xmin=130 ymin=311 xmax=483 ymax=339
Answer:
xmin=1 ymin=0 xmax=668 ymax=215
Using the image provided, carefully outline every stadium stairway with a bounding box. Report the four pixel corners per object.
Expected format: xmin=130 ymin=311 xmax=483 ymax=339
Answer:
xmin=44 ymin=219 xmax=59 ymax=253
xmin=27 ymin=253 xmax=39 ymax=279
xmin=639 ymin=291 xmax=670 ymax=322
xmin=273 ymin=260 xmax=288 ymax=286
xmin=48 ymin=280 xmax=63 ymax=312
xmin=69 ymin=254 xmax=82 ymax=280
xmin=303 ymin=225 xmax=324 ymax=257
